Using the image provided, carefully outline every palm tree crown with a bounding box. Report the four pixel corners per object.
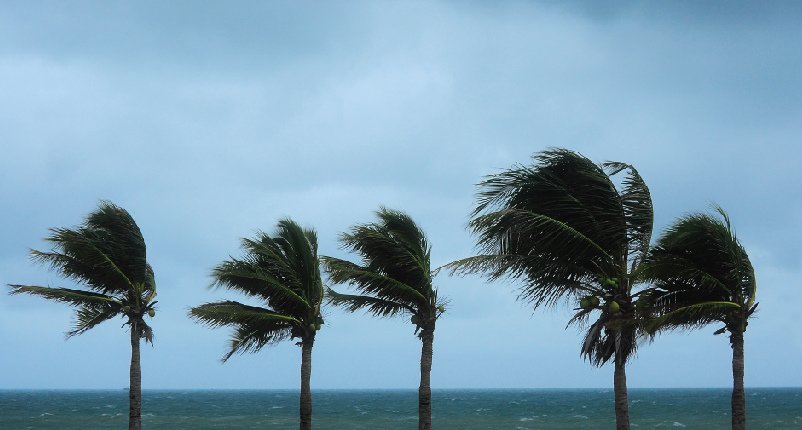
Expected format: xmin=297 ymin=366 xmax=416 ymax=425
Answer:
xmin=323 ymin=207 xmax=443 ymax=329
xmin=644 ymin=207 xmax=757 ymax=334
xmin=189 ymin=218 xmax=324 ymax=360
xmin=453 ymin=148 xmax=653 ymax=364
xmin=8 ymin=201 xmax=157 ymax=340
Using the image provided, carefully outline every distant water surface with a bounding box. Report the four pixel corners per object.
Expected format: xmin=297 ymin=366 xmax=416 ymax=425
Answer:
xmin=1 ymin=388 xmax=800 ymax=429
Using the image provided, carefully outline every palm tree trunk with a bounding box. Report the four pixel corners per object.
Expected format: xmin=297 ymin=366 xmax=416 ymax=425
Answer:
xmin=731 ymin=329 xmax=746 ymax=430
xmin=129 ymin=320 xmax=142 ymax=430
xmin=613 ymin=347 xmax=630 ymax=430
xmin=418 ymin=327 xmax=434 ymax=430
xmin=300 ymin=337 xmax=314 ymax=430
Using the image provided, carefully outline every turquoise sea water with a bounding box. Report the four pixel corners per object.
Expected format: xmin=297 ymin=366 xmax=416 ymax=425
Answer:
xmin=1 ymin=388 xmax=800 ymax=429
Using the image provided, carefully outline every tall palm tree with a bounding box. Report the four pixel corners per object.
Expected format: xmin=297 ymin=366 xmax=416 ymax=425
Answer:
xmin=322 ymin=207 xmax=444 ymax=430
xmin=450 ymin=148 xmax=653 ymax=430
xmin=7 ymin=201 xmax=157 ymax=430
xmin=643 ymin=207 xmax=756 ymax=430
xmin=189 ymin=219 xmax=324 ymax=430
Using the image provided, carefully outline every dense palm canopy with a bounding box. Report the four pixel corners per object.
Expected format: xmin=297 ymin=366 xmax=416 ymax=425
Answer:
xmin=323 ymin=207 xmax=443 ymax=326
xmin=643 ymin=207 xmax=757 ymax=334
xmin=323 ymin=207 xmax=444 ymax=430
xmin=643 ymin=207 xmax=756 ymax=430
xmin=450 ymin=148 xmax=654 ymax=430
xmin=7 ymin=201 xmax=157 ymax=430
xmin=189 ymin=218 xmax=324 ymax=430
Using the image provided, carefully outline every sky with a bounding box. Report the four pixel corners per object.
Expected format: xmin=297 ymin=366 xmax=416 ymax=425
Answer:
xmin=1 ymin=0 xmax=801 ymax=390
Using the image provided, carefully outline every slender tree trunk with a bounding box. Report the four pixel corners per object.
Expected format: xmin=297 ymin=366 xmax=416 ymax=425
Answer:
xmin=418 ymin=327 xmax=434 ymax=430
xmin=129 ymin=320 xmax=142 ymax=430
xmin=300 ymin=337 xmax=314 ymax=430
xmin=613 ymin=346 xmax=630 ymax=430
xmin=731 ymin=330 xmax=746 ymax=430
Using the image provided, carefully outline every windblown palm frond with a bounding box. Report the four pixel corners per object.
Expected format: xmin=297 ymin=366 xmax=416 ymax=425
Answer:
xmin=604 ymin=162 xmax=653 ymax=265
xmin=324 ymin=258 xmax=427 ymax=307
xmin=190 ymin=301 xmax=298 ymax=361
xmin=324 ymin=207 xmax=442 ymax=325
xmin=644 ymin=206 xmax=757 ymax=334
xmin=326 ymin=287 xmax=413 ymax=317
xmin=7 ymin=201 xmax=157 ymax=340
xmin=450 ymin=148 xmax=654 ymax=367
xmin=8 ymin=285 xmax=123 ymax=337
xmin=190 ymin=218 xmax=325 ymax=361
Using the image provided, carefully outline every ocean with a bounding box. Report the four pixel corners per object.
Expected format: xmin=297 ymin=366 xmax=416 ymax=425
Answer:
xmin=1 ymin=388 xmax=800 ymax=429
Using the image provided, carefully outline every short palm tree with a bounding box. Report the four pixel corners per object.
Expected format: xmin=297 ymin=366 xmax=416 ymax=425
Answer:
xmin=643 ymin=207 xmax=756 ymax=430
xmin=450 ymin=149 xmax=653 ymax=430
xmin=322 ymin=208 xmax=444 ymax=430
xmin=189 ymin=219 xmax=324 ymax=430
xmin=7 ymin=201 xmax=157 ymax=430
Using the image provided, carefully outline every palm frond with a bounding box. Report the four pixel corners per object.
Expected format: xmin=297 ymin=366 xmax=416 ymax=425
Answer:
xmin=604 ymin=162 xmax=653 ymax=264
xmin=644 ymin=207 xmax=757 ymax=333
xmin=645 ymin=301 xmax=742 ymax=335
xmin=8 ymin=284 xmax=119 ymax=307
xmin=326 ymin=208 xmax=438 ymax=318
xmin=137 ymin=319 xmax=154 ymax=344
xmin=83 ymin=201 xmax=149 ymax=285
xmin=26 ymin=201 xmax=149 ymax=295
xmin=66 ymin=304 xmax=122 ymax=338
xmin=473 ymin=149 xmax=629 ymax=262
xmin=30 ymin=243 xmax=135 ymax=295
xmin=8 ymin=285 xmax=125 ymax=338
xmin=322 ymin=257 xmax=428 ymax=307
xmin=212 ymin=258 xmax=312 ymax=313
xmin=188 ymin=301 xmax=300 ymax=328
xmin=469 ymin=208 xmax=615 ymax=280
xmin=222 ymin=324 xmax=292 ymax=362
xmin=189 ymin=301 xmax=297 ymax=361
xmin=580 ymin=318 xmax=638 ymax=366
xmin=273 ymin=219 xmax=323 ymax=304
xmin=326 ymin=287 xmax=413 ymax=317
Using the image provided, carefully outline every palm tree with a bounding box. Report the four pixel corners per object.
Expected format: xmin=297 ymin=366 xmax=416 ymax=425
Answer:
xmin=189 ymin=219 xmax=324 ymax=430
xmin=7 ymin=201 xmax=157 ymax=430
xmin=450 ymin=148 xmax=653 ymax=430
xmin=643 ymin=207 xmax=756 ymax=430
xmin=322 ymin=207 xmax=444 ymax=430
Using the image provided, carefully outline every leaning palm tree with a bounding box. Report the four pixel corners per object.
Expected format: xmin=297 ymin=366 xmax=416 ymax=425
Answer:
xmin=189 ymin=219 xmax=324 ymax=430
xmin=322 ymin=207 xmax=444 ymax=430
xmin=450 ymin=148 xmax=653 ymax=430
xmin=643 ymin=207 xmax=757 ymax=430
xmin=7 ymin=201 xmax=157 ymax=430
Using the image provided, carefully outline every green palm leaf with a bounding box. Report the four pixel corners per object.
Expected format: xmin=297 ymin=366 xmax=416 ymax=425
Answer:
xmin=322 ymin=257 xmax=428 ymax=307
xmin=604 ymin=162 xmax=653 ymax=263
xmin=8 ymin=284 xmax=119 ymax=307
xmin=212 ymin=258 xmax=312 ymax=313
xmin=326 ymin=287 xmax=413 ymax=316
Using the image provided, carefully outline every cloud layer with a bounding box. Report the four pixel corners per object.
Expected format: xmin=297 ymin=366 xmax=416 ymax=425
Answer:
xmin=1 ymin=1 xmax=800 ymax=389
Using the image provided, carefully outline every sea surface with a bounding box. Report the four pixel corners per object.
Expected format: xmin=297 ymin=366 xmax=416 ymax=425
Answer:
xmin=1 ymin=388 xmax=800 ymax=429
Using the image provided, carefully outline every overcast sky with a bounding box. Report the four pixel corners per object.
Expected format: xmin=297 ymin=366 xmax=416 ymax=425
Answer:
xmin=1 ymin=1 xmax=801 ymax=390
